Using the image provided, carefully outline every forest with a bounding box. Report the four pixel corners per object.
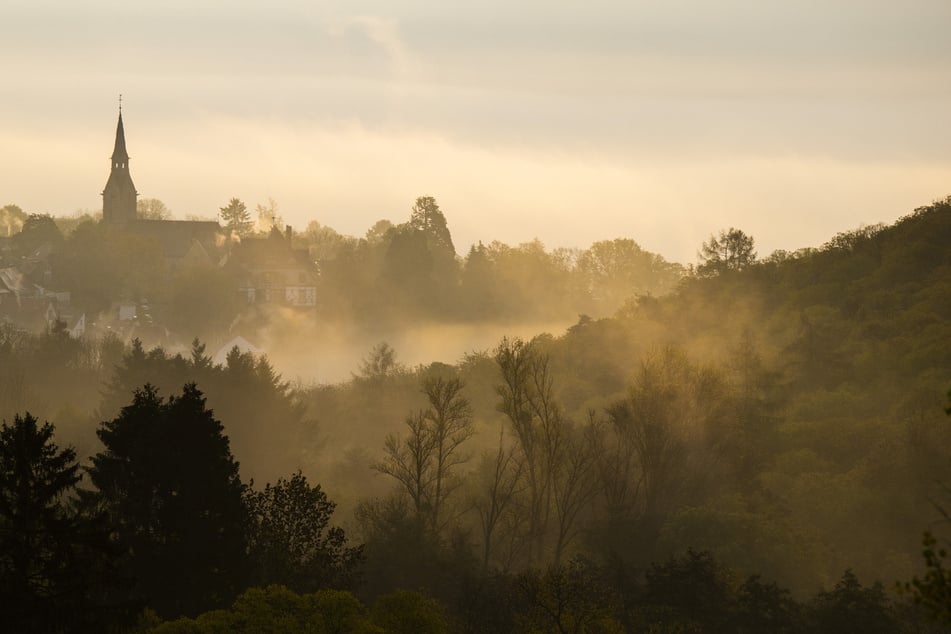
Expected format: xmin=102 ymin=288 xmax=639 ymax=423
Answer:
xmin=1 ymin=195 xmax=950 ymax=632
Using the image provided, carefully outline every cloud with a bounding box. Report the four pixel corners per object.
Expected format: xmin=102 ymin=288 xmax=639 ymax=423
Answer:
xmin=327 ymin=15 xmax=414 ymax=78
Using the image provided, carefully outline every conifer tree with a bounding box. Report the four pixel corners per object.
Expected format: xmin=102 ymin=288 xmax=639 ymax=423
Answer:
xmin=88 ymin=383 xmax=248 ymax=619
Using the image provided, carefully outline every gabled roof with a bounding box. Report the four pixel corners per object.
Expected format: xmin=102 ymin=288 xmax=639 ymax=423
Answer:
xmin=212 ymin=335 xmax=261 ymax=366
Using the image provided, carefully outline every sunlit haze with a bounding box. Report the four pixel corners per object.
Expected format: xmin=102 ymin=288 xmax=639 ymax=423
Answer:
xmin=2 ymin=0 xmax=950 ymax=262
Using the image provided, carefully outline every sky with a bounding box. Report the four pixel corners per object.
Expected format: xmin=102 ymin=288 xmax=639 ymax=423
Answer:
xmin=1 ymin=0 xmax=949 ymax=263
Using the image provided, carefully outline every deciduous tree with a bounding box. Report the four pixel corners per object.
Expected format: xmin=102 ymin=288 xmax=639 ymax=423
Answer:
xmin=245 ymin=471 xmax=363 ymax=593
xmin=697 ymin=227 xmax=756 ymax=277
xmin=137 ymin=198 xmax=171 ymax=220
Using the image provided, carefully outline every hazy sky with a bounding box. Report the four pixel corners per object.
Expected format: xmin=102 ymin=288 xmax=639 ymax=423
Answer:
xmin=2 ymin=0 xmax=949 ymax=262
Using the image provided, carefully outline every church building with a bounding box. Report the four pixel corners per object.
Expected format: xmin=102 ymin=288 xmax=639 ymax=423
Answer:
xmin=102 ymin=110 xmax=138 ymax=224
xmin=100 ymin=107 xmax=225 ymax=266
xmin=99 ymin=106 xmax=318 ymax=308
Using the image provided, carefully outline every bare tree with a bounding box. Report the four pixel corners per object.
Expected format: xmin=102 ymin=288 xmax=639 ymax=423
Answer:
xmin=421 ymin=375 xmax=474 ymax=532
xmin=374 ymin=374 xmax=474 ymax=534
xmin=494 ymin=336 xmax=569 ymax=565
xmin=374 ymin=410 xmax=435 ymax=525
xmin=551 ymin=417 xmax=600 ymax=565
xmin=472 ymin=427 xmax=524 ymax=570
xmin=603 ymin=347 xmax=732 ymax=528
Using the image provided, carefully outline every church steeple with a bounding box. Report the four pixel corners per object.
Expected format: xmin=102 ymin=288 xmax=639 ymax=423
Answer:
xmin=111 ymin=112 xmax=129 ymax=166
xmin=102 ymin=100 xmax=138 ymax=224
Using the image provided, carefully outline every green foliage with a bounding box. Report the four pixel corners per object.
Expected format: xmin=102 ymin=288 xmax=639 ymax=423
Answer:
xmin=370 ymin=590 xmax=450 ymax=634
xmin=0 ymin=413 xmax=81 ymax=630
xmin=152 ymin=586 xmax=381 ymax=634
xmin=514 ymin=558 xmax=623 ymax=634
xmin=0 ymin=413 xmax=128 ymax=632
xmin=87 ymin=383 xmax=248 ymax=619
xmin=245 ymin=471 xmax=363 ymax=593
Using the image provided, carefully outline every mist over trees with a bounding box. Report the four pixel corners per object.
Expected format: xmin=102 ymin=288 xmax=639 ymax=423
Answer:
xmin=0 ymin=195 xmax=949 ymax=629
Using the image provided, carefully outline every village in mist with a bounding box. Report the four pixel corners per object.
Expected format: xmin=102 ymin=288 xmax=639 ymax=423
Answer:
xmin=3 ymin=0 xmax=951 ymax=632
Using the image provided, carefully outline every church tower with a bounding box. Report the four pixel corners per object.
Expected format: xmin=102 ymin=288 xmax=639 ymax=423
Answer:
xmin=102 ymin=106 xmax=138 ymax=224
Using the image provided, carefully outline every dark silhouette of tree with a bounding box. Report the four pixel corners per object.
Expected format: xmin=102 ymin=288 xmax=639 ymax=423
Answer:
xmin=494 ymin=336 xmax=549 ymax=565
xmin=421 ymin=375 xmax=474 ymax=533
xmin=697 ymin=227 xmax=756 ymax=276
xmin=13 ymin=213 xmax=63 ymax=257
xmin=0 ymin=413 xmax=126 ymax=632
xmin=494 ymin=336 xmax=583 ymax=567
xmin=87 ymin=383 xmax=248 ymax=619
xmin=901 ymin=391 xmax=951 ymax=627
xmin=809 ymin=570 xmax=896 ymax=633
xmin=640 ymin=549 xmax=736 ymax=631
xmin=551 ymin=419 xmax=600 ymax=565
xmin=472 ymin=428 xmax=524 ymax=571
xmin=736 ymin=575 xmax=803 ymax=633
xmin=219 ymin=197 xmax=253 ymax=237
xmin=410 ymin=196 xmax=455 ymax=255
xmin=379 ymin=197 xmax=460 ymax=316
xmin=514 ymin=558 xmax=621 ymax=633
xmin=245 ymin=471 xmax=363 ymax=593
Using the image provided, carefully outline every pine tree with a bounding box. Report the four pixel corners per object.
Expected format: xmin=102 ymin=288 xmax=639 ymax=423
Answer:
xmin=219 ymin=197 xmax=253 ymax=237
xmin=0 ymin=413 xmax=128 ymax=632
xmin=87 ymin=383 xmax=248 ymax=619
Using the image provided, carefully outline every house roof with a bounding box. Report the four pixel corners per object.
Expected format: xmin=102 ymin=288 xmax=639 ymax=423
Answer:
xmin=212 ymin=335 xmax=261 ymax=366
xmin=131 ymin=219 xmax=224 ymax=259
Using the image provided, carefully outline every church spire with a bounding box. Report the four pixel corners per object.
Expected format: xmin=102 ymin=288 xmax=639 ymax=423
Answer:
xmin=102 ymin=101 xmax=138 ymax=224
xmin=111 ymin=111 xmax=129 ymax=164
